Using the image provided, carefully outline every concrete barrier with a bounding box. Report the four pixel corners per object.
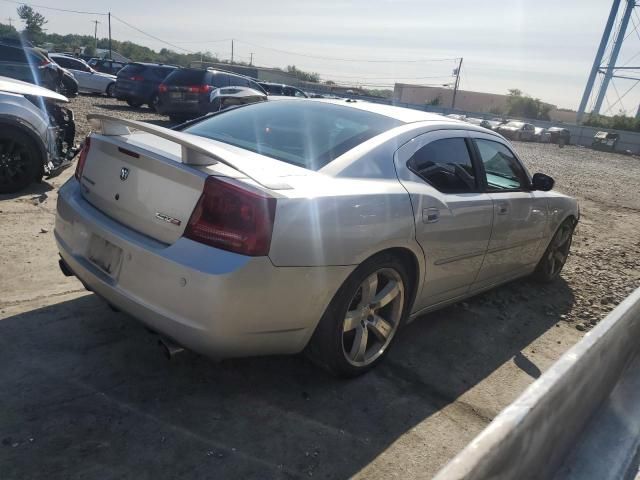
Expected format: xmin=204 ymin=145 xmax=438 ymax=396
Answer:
xmin=433 ymin=287 xmax=640 ymax=480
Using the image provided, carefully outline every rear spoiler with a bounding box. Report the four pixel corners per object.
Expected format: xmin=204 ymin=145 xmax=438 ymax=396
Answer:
xmin=86 ymin=114 xmax=292 ymax=190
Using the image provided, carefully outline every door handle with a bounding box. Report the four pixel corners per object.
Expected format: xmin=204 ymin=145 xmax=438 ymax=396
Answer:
xmin=497 ymin=203 xmax=509 ymax=215
xmin=422 ymin=207 xmax=440 ymax=223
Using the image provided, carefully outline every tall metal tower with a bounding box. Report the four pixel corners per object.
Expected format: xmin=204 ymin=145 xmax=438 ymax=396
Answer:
xmin=577 ymin=0 xmax=640 ymax=123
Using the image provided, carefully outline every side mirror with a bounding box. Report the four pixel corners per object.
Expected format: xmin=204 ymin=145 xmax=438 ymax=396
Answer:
xmin=531 ymin=172 xmax=554 ymax=191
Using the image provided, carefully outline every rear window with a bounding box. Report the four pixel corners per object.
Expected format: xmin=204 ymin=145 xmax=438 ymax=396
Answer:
xmin=165 ymin=69 xmax=206 ymax=86
xmin=183 ymin=100 xmax=403 ymax=170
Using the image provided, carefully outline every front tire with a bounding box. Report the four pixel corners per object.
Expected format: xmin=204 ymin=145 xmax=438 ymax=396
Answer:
xmin=533 ymin=218 xmax=575 ymax=282
xmin=306 ymin=253 xmax=411 ymax=377
xmin=106 ymin=83 xmax=115 ymax=97
xmin=148 ymin=93 xmax=160 ymax=112
xmin=0 ymin=127 xmax=42 ymax=194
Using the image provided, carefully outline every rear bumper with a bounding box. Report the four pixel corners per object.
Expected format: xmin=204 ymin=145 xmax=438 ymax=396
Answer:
xmin=114 ymin=82 xmax=151 ymax=102
xmin=54 ymin=179 xmax=352 ymax=358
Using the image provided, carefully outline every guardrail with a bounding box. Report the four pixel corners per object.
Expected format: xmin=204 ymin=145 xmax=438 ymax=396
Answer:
xmin=433 ymin=287 xmax=640 ymax=480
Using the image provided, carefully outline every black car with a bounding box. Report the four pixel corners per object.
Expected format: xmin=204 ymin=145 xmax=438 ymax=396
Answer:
xmin=114 ymin=62 xmax=178 ymax=109
xmin=87 ymin=58 xmax=127 ymax=75
xmin=258 ymin=82 xmax=308 ymax=98
xmin=157 ymin=68 xmax=266 ymax=121
xmin=0 ymin=42 xmax=77 ymax=96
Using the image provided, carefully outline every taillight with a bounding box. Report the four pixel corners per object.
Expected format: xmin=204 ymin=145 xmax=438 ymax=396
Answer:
xmin=39 ymin=58 xmax=51 ymax=67
xmin=158 ymin=83 xmax=168 ymax=93
xmin=75 ymin=137 xmax=91 ymax=180
xmin=186 ymin=84 xmax=211 ymax=94
xmin=130 ymin=75 xmax=144 ymax=81
xmin=184 ymin=176 xmax=276 ymax=256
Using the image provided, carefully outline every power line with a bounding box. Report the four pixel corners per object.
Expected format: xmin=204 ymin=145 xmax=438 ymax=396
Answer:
xmin=234 ymin=39 xmax=459 ymax=64
xmin=0 ymin=0 xmax=106 ymax=16
xmin=110 ymin=14 xmax=193 ymax=53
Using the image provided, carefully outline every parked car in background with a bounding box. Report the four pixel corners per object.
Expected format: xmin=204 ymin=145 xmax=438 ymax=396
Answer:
xmin=157 ymin=68 xmax=266 ymax=121
xmin=87 ymin=58 xmax=127 ymax=76
xmin=592 ymin=131 xmax=619 ymax=152
xmin=466 ymin=117 xmax=492 ymax=129
xmin=114 ymin=62 xmax=178 ymax=109
xmin=0 ymin=76 xmax=77 ymax=193
xmin=57 ymin=99 xmax=578 ymax=377
xmin=496 ymin=121 xmax=536 ymax=141
xmin=533 ymin=126 xmax=546 ymax=142
xmin=446 ymin=114 xmax=466 ymax=121
xmin=258 ymin=82 xmax=308 ymax=97
xmin=50 ymin=53 xmax=116 ymax=97
xmin=0 ymin=42 xmax=63 ymax=92
xmin=545 ymin=127 xmax=571 ymax=145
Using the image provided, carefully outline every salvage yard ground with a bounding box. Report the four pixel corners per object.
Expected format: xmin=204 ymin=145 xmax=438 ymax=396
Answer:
xmin=1 ymin=94 xmax=639 ymax=479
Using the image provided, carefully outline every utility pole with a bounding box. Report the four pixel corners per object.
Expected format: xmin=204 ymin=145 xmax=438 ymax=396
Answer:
xmin=249 ymin=52 xmax=254 ymax=66
xmin=108 ymin=12 xmax=112 ymax=59
xmin=91 ymin=19 xmax=100 ymax=50
xmin=451 ymin=57 xmax=463 ymax=110
xmin=231 ymin=39 xmax=234 ymax=64
xmin=6 ymin=17 xmax=14 ymax=28
xmin=591 ymin=0 xmax=635 ymax=117
xmin=576 ymin=0 xmax=621 ymax=123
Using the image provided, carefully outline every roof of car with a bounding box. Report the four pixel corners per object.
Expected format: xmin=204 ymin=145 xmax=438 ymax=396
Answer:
xmin=311 ymin=98 xmax=453 ymax=123
xmin=128 ymin=62 xmax=178 ymax=68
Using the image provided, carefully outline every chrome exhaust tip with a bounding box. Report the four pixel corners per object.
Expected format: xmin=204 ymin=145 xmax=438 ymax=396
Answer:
xmin=158 ymin=336 xmax=185 ymax=359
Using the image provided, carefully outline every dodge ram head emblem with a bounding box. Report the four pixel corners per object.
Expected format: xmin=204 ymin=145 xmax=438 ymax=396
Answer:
xmin=119 ymin=167 xmax=129 ymax=181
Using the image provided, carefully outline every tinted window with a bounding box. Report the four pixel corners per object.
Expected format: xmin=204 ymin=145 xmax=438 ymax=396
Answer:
xmin=152 ymin=66 xmax=175 ymax=79
xmin=183 ymin=100 xmax=403 ymax=170
xmin=0 ymin=45 xmax=27 ymax=62
xmin=165 ymin=69 xmax=206 ymax=85
xmin=408 ymin=138 xmax=477 ymax=193
xmin=475 ymin=139 xmax=528 ymax=191
xmin=118 ymin=63 xmax=144 ymax=77
xmin=54 ymin=56 xmax=85 ymax=70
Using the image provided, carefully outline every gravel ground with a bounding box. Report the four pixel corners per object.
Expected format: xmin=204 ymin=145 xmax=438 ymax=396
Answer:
xmin=0 ymin=95 xmax=638 ymax=479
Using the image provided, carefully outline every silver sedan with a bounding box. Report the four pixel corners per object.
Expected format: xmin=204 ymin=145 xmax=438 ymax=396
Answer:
xmin=55 ymin=99 xmax=579 ymax=376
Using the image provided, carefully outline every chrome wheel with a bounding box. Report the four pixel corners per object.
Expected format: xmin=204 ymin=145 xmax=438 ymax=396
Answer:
xmin=342 ymin=268 xmax=404 ymax=367
xmin=544 ymin=222 xmax=573 ymax=278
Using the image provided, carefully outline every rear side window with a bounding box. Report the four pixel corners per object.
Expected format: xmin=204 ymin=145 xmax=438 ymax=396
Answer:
xmin=183 ymin=100 xmax=403 ymax=170
xmin=474 ymin=139 xmax=528 ymax=191
xmin=0 ymin=45 xmax=27 ymax=62
xmin=408 ymin=138 xmax=477 ymax=193
xmin=166 ymin=69 xmax=207 ymax=85
xmin=118 ymin=63 xmax=145 ymax=77
xmin=209 ymin=72 xmax=230 ymax=87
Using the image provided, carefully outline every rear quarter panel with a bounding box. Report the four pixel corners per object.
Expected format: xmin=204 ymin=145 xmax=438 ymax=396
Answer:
xmin=268 ymin=176 xmax=420 ymax=267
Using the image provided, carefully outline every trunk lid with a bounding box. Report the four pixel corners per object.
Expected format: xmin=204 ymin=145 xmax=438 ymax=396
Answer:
xmin=78 ymin=119 xmax=313 ymax=245
xmin=79 ymin=134 xmax=206 ymax=244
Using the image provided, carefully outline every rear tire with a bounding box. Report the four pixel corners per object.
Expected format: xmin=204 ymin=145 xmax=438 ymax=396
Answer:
xmin=106 ymin=83 xmax=115 ymax=97
xmin=305 ymin=252 xmax=411 ymax=377
xmin=148 ymin=94 xmax=160 ymax=112
xmin=126 ymin=98 xmax=143 ymax=108
xmin=533 ymin=218 xmax=576 ymax=283
xmin=0 ymin=127 xmax=42 ymax=194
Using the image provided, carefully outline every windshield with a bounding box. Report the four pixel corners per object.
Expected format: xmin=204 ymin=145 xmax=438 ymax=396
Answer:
xmin=183 ymin=100 xmax=403 ymax=170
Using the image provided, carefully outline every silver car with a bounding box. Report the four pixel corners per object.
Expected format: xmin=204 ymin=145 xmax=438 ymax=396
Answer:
xmin=0 ymin=76 xmax=76 ymax=193
xmin=55 ymin=99 xmax=579 ymax=376
xmin=50 ymin=54 xmax=116 ymax=97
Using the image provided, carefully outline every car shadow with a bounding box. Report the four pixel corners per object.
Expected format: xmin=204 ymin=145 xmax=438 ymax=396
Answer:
xmin=93 ymin=102 xmax=152 ymax=113
xmin=0 ymin=181 xmax=53 ymax=202
xmin=0 ymin=276 xmax=574 ymax=479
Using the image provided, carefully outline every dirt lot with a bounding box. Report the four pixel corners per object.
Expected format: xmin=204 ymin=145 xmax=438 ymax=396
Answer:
xmin=1 ymin=95 xmax=639 ymax=479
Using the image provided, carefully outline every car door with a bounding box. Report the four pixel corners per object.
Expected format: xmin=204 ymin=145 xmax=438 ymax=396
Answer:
xmin=470 ymin=133 xmax=548 ymax=288
xmin=57 ymin=57 xmax=92 ymax=91
xmin=394 ymin=129 xmax=494 ymax=309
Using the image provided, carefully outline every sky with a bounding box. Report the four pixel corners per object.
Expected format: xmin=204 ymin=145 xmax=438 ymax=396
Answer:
xmin=1 ymin=0 xmax=639 ymax=112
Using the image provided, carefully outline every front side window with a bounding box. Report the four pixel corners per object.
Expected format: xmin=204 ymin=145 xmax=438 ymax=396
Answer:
xmin=474 ymin=139 xmax=528 ymax=191
xmin=407 ymin=138 xmax=477 ymax=193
